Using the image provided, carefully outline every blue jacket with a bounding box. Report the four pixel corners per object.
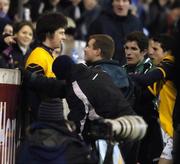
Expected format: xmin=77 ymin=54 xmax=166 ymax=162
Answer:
xmin=88 ymin=59 xmax=130 ymax=97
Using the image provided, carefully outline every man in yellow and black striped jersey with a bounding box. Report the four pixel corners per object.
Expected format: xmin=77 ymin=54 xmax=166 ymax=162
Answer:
xmin=25 ymin=12 xmax=67 ymax=121
xmin=130 ymin=34 xmax=176 ymax=164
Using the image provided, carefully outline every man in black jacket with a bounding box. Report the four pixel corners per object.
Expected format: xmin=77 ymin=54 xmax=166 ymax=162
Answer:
xmin=56 ymin=56 xmax=134 ymax=127
xmin=84 ymin=34 xmax=134 ymax=107
xmin=27 ymin=55 xmax=135 ymax=133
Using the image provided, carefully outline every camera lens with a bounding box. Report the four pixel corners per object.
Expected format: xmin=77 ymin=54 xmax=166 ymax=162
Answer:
xmin=104 ymin=116 xmax=147 ymax=141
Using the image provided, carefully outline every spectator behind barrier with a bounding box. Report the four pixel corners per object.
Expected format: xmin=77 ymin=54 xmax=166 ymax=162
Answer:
xmin=16 ymin=97 xmax=97 ymax=164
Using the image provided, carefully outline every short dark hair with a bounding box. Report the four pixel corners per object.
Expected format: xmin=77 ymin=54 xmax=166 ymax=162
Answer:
xmin=151 ymin=34 xmax=176 ymax=53
xmin=36 ymin=12 xmax=67 ymax=42
xmin=88 ymin=34 xmax=115 ymax=59
xmin=125 ymin=31 xmax=149 ymax=52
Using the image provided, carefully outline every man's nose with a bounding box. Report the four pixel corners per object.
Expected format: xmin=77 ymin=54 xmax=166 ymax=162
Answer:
xmin=125 ymin=49 xmax=131 ymax=56
xmin=148 ymin=48 xmax=154 ymax=56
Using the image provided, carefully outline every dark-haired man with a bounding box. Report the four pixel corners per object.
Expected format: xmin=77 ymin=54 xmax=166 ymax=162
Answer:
xmin=131 ymin=34 xmax=177 ymax=164
xmin=123 ymin=31 xmax=165 ymax=164
xmin=25 ymin=12 xmax=67 ymax=121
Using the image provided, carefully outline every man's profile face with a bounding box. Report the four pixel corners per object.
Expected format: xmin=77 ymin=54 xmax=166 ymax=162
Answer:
xmin=84 ymin=38 xmax=100 ymax=62
xmin=148 ymin=40 xmax=164 ymax=66
xmin=47 ymin=28 xmax=66 ymax=49
xmin=124 ymin=41 xmax=145 ymax=65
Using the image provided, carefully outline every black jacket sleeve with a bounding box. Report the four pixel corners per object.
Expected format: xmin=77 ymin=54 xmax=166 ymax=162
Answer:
xmin=130 ymin=68 xmax=164 ymax=86
xmin=25 ymin=72 xmax=66 ymax=98
xmin=130 ymin=59 xmax=174 ymax=86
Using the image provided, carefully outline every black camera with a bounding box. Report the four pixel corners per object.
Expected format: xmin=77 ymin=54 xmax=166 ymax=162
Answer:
xmin=87 ymin=116 xmax=147 ymax=141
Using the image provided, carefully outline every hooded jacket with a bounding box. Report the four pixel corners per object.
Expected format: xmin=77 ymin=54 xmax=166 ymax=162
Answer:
xmin=17 ymin=122 xmax=96 ymax=164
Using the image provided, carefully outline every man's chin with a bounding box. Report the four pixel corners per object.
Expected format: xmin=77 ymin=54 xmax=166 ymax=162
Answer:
xmin=127 ymin=62 xmax=136 ymax=66
xmin=151 ymin=60 xmax=157 ymax=65
xmin=85 ymin=60 xmax=93 ymax=66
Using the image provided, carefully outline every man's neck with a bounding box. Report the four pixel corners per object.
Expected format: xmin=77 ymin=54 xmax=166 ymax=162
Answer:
xmin=42 ymin=41 xmax=53 ymax=49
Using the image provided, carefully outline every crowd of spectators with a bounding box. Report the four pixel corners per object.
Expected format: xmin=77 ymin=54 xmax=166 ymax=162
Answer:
xmin=0 ymin=0 xmax=180 ymax=164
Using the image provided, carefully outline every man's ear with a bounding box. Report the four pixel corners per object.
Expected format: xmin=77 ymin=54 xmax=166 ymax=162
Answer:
xmin=96 ymin=48 xmax=102 ymax=56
